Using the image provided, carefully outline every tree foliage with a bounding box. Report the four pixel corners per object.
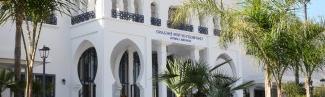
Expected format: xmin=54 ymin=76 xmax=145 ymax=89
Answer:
xmin=158 ymin=58 xmax=254 ymax=97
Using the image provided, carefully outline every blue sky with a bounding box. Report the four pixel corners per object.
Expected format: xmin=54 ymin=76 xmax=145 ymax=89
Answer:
xmin=305 ymin=0 xmax=325 ymax=19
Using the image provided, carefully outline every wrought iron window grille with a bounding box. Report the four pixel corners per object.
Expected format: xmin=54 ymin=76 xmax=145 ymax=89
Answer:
xmin=71 ymin=11 xmax=96 ymax=25
xmin=151 ymin=17 xmax=161 ymax=26
xmin=198 ymin=26 xmax=208 ymax=35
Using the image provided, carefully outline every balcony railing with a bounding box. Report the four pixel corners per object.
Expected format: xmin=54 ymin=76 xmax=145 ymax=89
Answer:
xmin=111 ymin=9 xmax=118 ymax=18
xmin=26 ymin=14 xmax=57 ymax=25
xmin=71 ymin=11 xmax=96 ymax=25
xmin=151 ymin=17 xmax=161 ymax=26
xmin=167 ymin=21 xmax=193 ymax=32
xmin=133 ymin=14 xmax=144 ymax=23
xmin=120 ymin=11 xmax=130 ymax=20
xmin=198 ymin=26 xmax=208 ymax=35
xmin=111 ymin=9 xmax=144 ymax=23
xmin=214 ymin=29 xmax=221 ymax=36
xmin=44 ymin=15 xmax=57 ymax=25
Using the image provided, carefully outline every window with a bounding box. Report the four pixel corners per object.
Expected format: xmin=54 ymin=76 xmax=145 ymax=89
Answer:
xmin=78 ymin=47 xmax=98 ymax=97
xmin=119 ymin=51 xmax=141 ymax=97
xmin=152 ymin=53 xmax=159 ymax=97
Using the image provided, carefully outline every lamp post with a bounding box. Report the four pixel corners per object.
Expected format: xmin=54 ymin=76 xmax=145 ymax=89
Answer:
xmin=39 ymin=45 xmax=50 ymax=97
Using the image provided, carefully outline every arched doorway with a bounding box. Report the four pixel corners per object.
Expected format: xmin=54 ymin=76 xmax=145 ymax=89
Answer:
xmin=111 ymin=39 xmax=143 ymax=97
xmin=78 ymin=47 xmax=98 ymax=97
xmin=119 ymin=50 xmax=141 ymax=97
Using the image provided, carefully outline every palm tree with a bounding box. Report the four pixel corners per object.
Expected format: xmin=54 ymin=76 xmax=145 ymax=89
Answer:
xmin=208 ymin=74 xmax=254 ymax=97
xmin=0 ymin=0 xmax=82 ymax=97
xmin=0 ymin=2 xmax=25 ymax=97
xmin=0 ymin=69 xmax=16 ymax=97
xmin=298 ymin=21 xmax=325 ymax=97
xmin=158 ymin=59 xmax=192 ymax=97
xmin=169 ymin=0 xmax=301 ymax=97
xmin=159 ymin=58 xmax=254 ymax=97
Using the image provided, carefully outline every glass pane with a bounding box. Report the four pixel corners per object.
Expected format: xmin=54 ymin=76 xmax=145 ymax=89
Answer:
xmin=133 ymin=52 xmax=141 ymax=97
xmin=152 ymin=53 xmax=159 ymax=97
xmin=119 ymin=51 xmax=129 ymax=97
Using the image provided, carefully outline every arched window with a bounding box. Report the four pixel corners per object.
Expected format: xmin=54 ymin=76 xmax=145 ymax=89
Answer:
xmin=78 ymin=47 xmax=98 ymax=97
xmin=119 ymin=51 xmax=141 ymax=97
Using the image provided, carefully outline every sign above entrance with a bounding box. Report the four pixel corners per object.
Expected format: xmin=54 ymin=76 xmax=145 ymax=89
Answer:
xmin=154 ymin=30 xmax=206 ymax=45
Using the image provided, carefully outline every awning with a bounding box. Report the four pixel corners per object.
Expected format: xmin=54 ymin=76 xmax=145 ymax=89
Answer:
xmin=0 ymin=58 xmax=45 ymax=69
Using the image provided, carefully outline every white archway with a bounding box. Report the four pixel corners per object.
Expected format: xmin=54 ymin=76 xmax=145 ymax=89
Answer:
xmin=73 ymin=40 xmax=98 ymax=97
xmin=215 ymin=53 xmax=237 ymax=77
xmin=110 ymin=39 xmax=144 ymax=97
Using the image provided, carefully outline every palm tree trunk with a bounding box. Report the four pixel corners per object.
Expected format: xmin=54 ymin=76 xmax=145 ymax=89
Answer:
xmin=294 ymin=65 xmax=299 ymax=84
xmin=276 ymin=84 xmax=282 ymax=97
xmin=25 ymin=61 xmax=34 ymax=97
xmin=305 ymin=76 xmax=312 ymax=97
xmin=14 ymin=6 xmax=23 ymax=97
xmin=265 ymin=65 xmax=272 ymax=97
xmin=303 ymin=1 xmax=308 ymax=21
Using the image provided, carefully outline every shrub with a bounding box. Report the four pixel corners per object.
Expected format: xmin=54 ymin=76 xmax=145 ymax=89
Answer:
xmin=282 ymin=82 xmax=305 ymax=97
xmin=313 ymin=86 xmax=325 ymax=97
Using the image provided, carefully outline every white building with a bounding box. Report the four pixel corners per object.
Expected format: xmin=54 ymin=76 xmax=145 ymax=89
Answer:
xmin=0 ymin=0 xmax=324 ymax=97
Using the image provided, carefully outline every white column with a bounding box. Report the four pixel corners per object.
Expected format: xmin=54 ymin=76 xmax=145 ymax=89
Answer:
xmin=191 ymin=46 xmax=200 ymax=61
xmin=142 ymin=0 xmax=151 ymax=24
xmin=128 ymin=49 xmax=134 ymax=96
xmin=128 ymin=0 xmax=135 ymax=13
xmin=249 ymin=87 xmax=255 ymax=97
xmin=144 ymin=38 xmax=153 ymax=97
xmin=102 ymin=0 xmax=111 ymax=18
xmin=117 ymin=0 xmax=124 ymax=11
xmin=158 ymin=42 xmax=167 ymax=97
xmin=160 ymin=5 xmax=169 ymax=28
xmin=192 ymin=11 xmax=200 ymax=33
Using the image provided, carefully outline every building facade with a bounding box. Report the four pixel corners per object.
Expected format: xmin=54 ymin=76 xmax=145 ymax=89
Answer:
xmin=0 ymin=0 xmax=324 ymax=97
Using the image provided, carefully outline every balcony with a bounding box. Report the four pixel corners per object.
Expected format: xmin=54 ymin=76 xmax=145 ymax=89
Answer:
xmin=26 ymin=14 xmax=57 ymax=25
xmin=133 ymin=14 xmax=144 ymax=23
xmin=167 ymin=21 xmax=193 ymax=32
xmin=198 ymin=26 xmax=208 ymax=35
xmin=111 ymin=9 xmax=144 ymax=23
xmin=71 ymin=11 xmax=96 ymax=25
xmin=214 ymin=29 xmax=221 ymax=36
xmin=151 ymin=17 xmax=161 ymax=26
xmin=111 ymin=9 xmax=118 ymax=18
xmin=120 ymin=11 xmax=130 ymax=20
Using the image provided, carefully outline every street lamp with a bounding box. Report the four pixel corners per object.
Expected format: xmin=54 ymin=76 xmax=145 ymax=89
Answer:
xmin=39 ymin=45 xmax=50 ymax=97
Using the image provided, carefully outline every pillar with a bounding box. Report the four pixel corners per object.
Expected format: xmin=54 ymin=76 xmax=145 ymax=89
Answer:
xmin=158 ymin=42 xmax=167 ymax=97
xmin=191 ymin=46 xmax=200 ymax=61
xmin=117 ymin=0 xmax=124 ymax=11
xmin=128 ymin=0 xmax=135 ymax=13
xmin=249 ymin=87 xmax=255 ymax=97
